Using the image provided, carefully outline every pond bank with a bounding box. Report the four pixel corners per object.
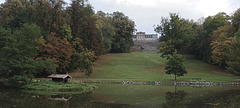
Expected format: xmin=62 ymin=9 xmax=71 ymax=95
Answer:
xmin=21 ymin=80 xmax=97 ymax=93
xmin=80 ymin=80 xmax=240 ymax=86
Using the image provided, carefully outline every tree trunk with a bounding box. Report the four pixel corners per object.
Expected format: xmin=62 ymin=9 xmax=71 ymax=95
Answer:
xmin=175 ymin=74 xmax=176 ymax=80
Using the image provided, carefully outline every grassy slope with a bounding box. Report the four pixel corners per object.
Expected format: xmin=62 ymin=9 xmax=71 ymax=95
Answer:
xmin=73 ymin=52 xmax=239 ymax=82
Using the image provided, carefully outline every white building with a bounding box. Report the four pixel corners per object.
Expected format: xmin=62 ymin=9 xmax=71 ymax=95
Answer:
xmin=133 ymin=32 xmax=158 ymax=41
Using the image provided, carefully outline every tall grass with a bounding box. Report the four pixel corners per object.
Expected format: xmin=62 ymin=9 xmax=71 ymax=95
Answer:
xmin=21 ymin=80 xmax=97 ymax=92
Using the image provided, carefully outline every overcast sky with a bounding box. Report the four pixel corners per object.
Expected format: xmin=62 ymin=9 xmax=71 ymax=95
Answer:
xmin=1 ymin=0 xmax=240 ymax=34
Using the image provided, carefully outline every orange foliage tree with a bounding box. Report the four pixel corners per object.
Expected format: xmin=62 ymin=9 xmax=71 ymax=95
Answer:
xmin=36 ymin=33 xmax=73 ymax=75
xmin=211 ymin=24 xmax=235 ymax=68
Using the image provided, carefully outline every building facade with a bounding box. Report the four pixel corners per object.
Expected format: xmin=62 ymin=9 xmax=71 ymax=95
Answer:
xmin=133 ymin=32 xmax=158 ymax=41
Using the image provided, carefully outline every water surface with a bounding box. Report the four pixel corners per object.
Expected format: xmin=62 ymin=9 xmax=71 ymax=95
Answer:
xmin=1 ymin=84 xmax=240 ymax=108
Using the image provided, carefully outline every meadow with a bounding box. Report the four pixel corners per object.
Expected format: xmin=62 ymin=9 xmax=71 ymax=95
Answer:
xmin=71 ymin=52 xmax=239 ymax=82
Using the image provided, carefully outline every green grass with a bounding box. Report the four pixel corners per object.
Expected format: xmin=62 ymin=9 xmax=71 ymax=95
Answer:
xmin=74 ymin=52 xmax=239 ymax=82
xmin=21 ymin=80 xmax=97 ymax=93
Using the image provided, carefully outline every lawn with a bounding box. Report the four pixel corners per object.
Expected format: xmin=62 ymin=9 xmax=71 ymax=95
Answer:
xmin=21 ymin=80 xmax=97 ymax=94
xmin=71 ymin=52 xmax=239 ymax=82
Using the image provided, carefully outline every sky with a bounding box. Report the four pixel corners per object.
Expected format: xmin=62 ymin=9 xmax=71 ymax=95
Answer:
xmin=1 ymin=0 xmax=240 ymax=34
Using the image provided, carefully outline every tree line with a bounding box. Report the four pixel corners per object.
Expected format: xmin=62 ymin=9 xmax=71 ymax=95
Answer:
xmin=0 ymin=0 xmax=135 ymax=87
xmin=155 ymin=9 xmax=240 ymax=76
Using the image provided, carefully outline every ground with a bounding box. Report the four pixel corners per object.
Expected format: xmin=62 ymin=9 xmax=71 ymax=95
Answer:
xmin=70 ymin=52 xmax=239 ymax=82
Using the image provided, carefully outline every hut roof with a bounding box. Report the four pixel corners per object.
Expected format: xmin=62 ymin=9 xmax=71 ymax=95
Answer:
xmin=48 ymin=74 xmax=72 ymax=79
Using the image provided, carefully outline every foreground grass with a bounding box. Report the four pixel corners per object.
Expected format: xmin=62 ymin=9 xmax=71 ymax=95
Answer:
xmin=21 ymin=80 xmax=97 ymax=92
xmin=73 ymin=52 xmax=239 ymax=82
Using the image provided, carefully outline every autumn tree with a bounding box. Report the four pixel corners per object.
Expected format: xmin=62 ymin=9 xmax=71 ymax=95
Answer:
xmin=210 ymin=25 xmax=235 ymax=68
xmin=211 ymin=36 xmax=233 ymax=68
xmin=0 ymin=24 xmax=54 ymax=87
xmin=196 ymin=12 xmax=229 ymax=62
xmin=165 ymin=51 xmax=187 ymax=80
xmin=36 ymin=33 xmax=73 ymax=75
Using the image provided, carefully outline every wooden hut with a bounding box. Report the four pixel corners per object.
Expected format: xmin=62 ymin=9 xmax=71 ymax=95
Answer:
xmin=48 ymin=74 xmax=72 ymax=83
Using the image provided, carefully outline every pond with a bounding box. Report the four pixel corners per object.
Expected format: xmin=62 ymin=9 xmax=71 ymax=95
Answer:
xmin=1 ymin=84 xmax=240 ymax=108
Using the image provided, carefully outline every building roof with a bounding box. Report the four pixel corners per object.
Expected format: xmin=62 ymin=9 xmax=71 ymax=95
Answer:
xmin=48 ymin=74 xmax=72 ymax=79
xmin=136 ymin=32 xmax=145 ymax=34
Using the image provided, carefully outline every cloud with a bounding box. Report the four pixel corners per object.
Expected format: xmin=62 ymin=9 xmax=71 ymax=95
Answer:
xmin=195 ymin=0 xmax=234 ymax=16
xmin=101 ymin=0 xmax=158 ymax=7
xmin=90 ymin=0 xmax=238 ymax=33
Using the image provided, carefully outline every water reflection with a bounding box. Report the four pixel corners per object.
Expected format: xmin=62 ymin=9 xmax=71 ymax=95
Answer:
xmin=0 ymin=89 xmax=133 ymax=108
xmin=162 ymin=90 xmax=187 ymax=108
xmin=186 ymin=89 xmax=240 ymax=108
xmin=1 ymin=85 xmax=240 ymax=108
xmin=0 ymin=89 xmax=94 ymax=108
xmin=161 ymin=86 xmax=240 ymax=108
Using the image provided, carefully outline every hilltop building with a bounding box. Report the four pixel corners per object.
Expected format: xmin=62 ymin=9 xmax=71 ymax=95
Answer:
xmin=133 ymin=32 xmax=158 ymax=41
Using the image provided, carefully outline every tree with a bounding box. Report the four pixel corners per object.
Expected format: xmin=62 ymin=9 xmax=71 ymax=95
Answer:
xmin=211 ymin=36 xmax=232 ymax=68
xmin=31 ymin=0 xmax=52 ymax=35
xmin=193 ymin=12 xmax=229 ymax=62
xmin=0 ymin=0 xmax=26 ymax=27
xmin=155 ymin=13 xmax=182 ymax=39
xmin=226 ymin=30 xmax=240 ymax=75
xmin=67 ymin=0 xmax=102 ymax=56
xmin=155 ymin=13 xmax=185 ymax=50
xmin=71 ymin=49 xmax=96 ymax=76
xmin=0 ymin=27 xmax=10 ymax=48
xmin=59 ymin=24 xmax=72 ymax=41
xmin=165 ymin=51 xmax=187 ymax=80
xmin=7 ymin=10 xmax=31 ymax=30
xmin=109 ymin=11 xmax=135 ymax=53
xmin=70 ymin=37 xmax=96 ymax=76
xmin=0 ymin=24 xmax=54 ymax=87
xmin=48 ymin=0 xmax=70 ymax=35
xmin=210 ymin=25 xmax=235 ymax=68
xmin=155 ymin=13 xmax=196 ymax=53
xmin=36 ymin=33 xmax=73 ymax=75
xmin=203 ymin=12 xmax=229 ymax=34
xmin=159 ymin=40 xmax=175 ymax=58
xmin=232 ymin=8 xmax=240 ymax=30
xmin=95 ymin=11 xmax=115 ymax=54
